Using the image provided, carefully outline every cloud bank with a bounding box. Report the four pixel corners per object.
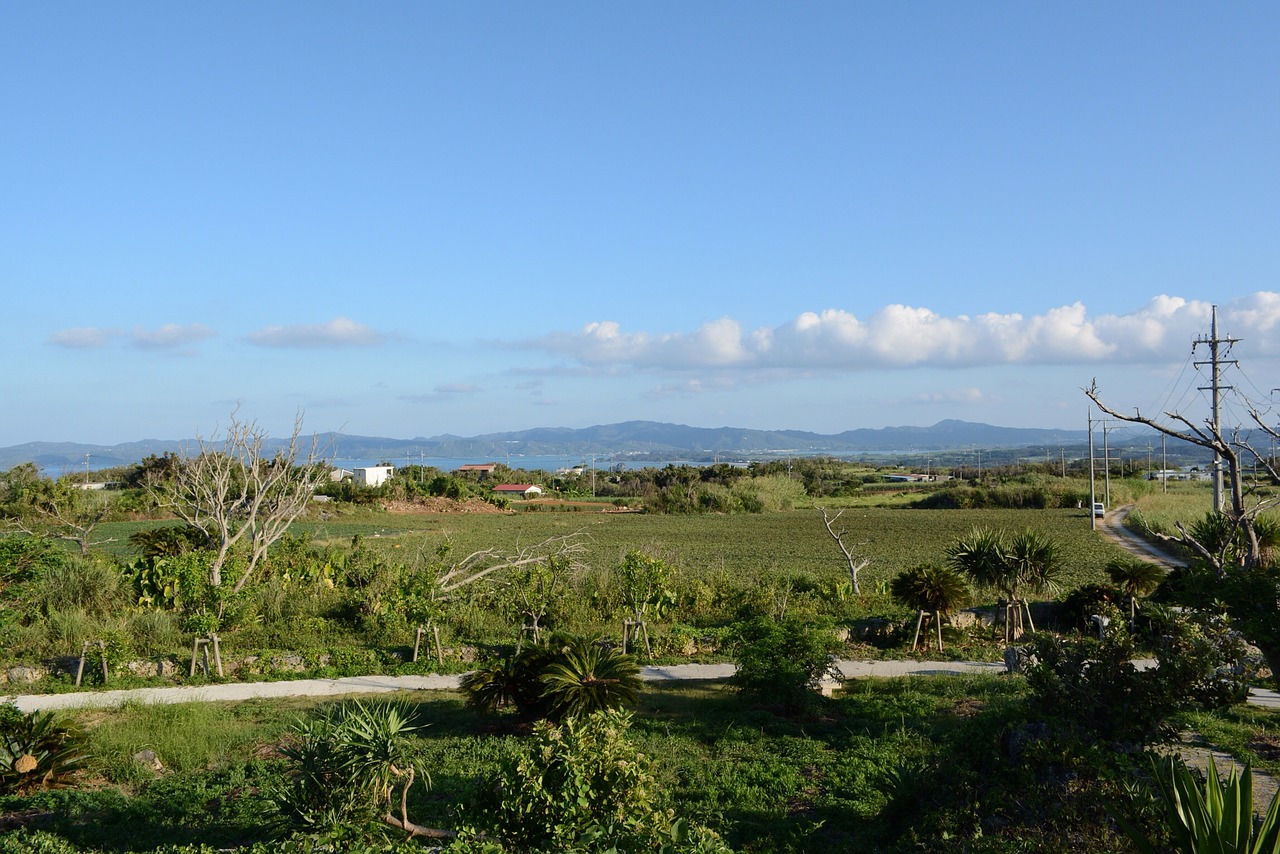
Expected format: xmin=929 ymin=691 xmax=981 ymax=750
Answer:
xmin=246 ymin=317 xmax=386 ymax=349
xmin=532 ymin=293 xmax=1280 ymax=372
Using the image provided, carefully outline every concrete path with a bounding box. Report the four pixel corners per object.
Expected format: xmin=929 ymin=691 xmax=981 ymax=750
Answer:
xmin=7 ymin=660 xmax=1278 ymax=713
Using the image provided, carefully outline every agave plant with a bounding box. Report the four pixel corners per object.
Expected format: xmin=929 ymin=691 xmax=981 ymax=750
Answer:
xmin=1117 ymin=755 xmax=1280 ymax=854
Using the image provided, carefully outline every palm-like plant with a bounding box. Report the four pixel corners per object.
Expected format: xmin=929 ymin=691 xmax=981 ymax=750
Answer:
xmin=890 ymin=563 xmax=971 ymax=652
xmin=1105 ymin=557 xmax=1166 ymax=630
xmin=0 ymin=707 xmax=88 ymax=796
xmin=947 ymin=527 xmax=1063 ymax=641
xmin=1007 ymin=528 xmax=1063 ymax=633
xmin=460 ymin=645 xmax=555 ymax=718
xmin=540 ymin=635 xmax=642 ymax=722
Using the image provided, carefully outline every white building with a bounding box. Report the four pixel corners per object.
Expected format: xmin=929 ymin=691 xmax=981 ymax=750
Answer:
xmin=353 ymin=465 xmax=395 ymax=487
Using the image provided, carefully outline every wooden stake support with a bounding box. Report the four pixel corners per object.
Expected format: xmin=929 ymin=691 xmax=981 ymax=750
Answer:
xmin=75 ymin=640 xmax=109 ymax=686
xmin=621 ymin=619 xmax=652 ymax=657
xmin=190 ymin=634 xmax=223 ymax=678
xmin=412 ymin=625 xmax=443 ymax=664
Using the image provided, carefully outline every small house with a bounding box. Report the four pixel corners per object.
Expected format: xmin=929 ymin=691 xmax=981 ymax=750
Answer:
xmin=458 ymin=463 xmax=498 ymax=479
xmin=353 ymin=465 xmax=395 ymax=488
xmin=493 ymin=483 xmax=543 ymax=498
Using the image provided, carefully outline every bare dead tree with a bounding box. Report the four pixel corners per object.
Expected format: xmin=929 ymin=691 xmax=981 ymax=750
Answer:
xmin=11 ymin=482 xmax=116 ymax=556
xmin=432 ymin=532 xmax=587 ymax=595
xmin=148 ymin=409 xmax=326 ymax=592
xmin=819 ymin=507 xmax=871 ymax=594
xmin=1085 ymin=379 xmax=1278 ymax=576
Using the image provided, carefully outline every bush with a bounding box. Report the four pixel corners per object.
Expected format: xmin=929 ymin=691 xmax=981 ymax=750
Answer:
xmin=1022 ymin=609 xmax=1254 ymax=747
xmin=274 ymin=700 xmax=424 ymax=836
xmin=465 ymin=709 xmax=730 ymax=853
xmin=731 ymin=616 xmax=840 ymax=715
xmin=461 ymin=634 xmax=641 ymax=722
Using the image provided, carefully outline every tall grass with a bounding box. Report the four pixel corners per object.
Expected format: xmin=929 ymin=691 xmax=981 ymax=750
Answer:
xmin=84 ymin=699 xmax=301 ymax=784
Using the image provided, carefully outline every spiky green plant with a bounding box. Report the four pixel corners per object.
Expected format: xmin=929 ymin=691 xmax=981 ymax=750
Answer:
xmin=1117 ymin=755 xmax=1280 ymax=854
xmin=540 ymin=635 xmax=641 ymax=721
xmin=0 ymin=705 xmax=89 ymax=795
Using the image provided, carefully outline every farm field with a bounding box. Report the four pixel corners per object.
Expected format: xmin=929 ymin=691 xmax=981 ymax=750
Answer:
xmin=94 ymin=505 xmax=1131 ymax=598
xmin=309 ymin=506 xmax=1130 ymax=593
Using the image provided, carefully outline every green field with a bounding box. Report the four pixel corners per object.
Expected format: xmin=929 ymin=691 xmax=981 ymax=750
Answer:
xmin=96 ymin=506 xmax=1130 ymax=602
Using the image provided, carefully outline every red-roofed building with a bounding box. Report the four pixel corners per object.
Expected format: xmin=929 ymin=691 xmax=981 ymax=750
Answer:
xmin=493 ymin=483 xmax=543 ymax=498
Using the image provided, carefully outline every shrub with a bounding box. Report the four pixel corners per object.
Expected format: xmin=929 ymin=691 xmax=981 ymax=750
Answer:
xmin=731 ymin=616 xmax=840 ymax=715
xmin=1023 ymin=609 xmax=1253 ymax=747
xmin=274 ymin=700 xmax=425 ymax=836
xmin=465 ymin=709 xmax=730 ymax=853
xmin=461 ymin=634 xmax=641 ymax=722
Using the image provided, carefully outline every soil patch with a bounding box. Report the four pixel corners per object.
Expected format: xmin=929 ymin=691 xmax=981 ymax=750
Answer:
xmin=382 ymin=497 xmax=508 ymax=515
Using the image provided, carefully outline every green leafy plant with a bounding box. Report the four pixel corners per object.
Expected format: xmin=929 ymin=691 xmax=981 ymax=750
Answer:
xmin=539 ymin=634 xmax=642 ymax=722
xmin=0 ymin=704 xmax=89 ymax=795
xmin=731 ymin=616 xmax=840 ymax=715
xmin=275 ymin=700 xmax=426 ymax=836
xmin=460 ymin=644 xmax=557 ymax=718
xmin=1117 ymin=755 xmax=1280 ymax=854
xmin=461 ymin=634 xmax=640 ymax=722
xmin=466 ymin=709 xmax=730 ymax=853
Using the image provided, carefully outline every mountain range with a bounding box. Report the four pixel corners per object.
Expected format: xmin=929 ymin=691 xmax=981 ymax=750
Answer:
xmin=0 ymin=419 xmax=1195 ymax=473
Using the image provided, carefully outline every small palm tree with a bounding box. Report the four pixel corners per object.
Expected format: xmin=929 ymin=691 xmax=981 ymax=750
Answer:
xmin=890 ymin=563 xmax=971 ymax=652
xmin=1006 ymin=528 xmax=1063 ymax=634
xmin=460 ymin=645 xmax=556 ymax=718
xmin=1105 ymin=557 xmax=1166 ymax=630
xmin=947 ymin=527 xmax=1063 ymax=641
xmin=540 ymin=635 xmax=642 ymax=721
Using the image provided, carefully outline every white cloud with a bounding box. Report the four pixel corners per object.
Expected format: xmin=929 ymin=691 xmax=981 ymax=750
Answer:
xmin=435 ymin=383 xmax=481 ymax=395
xmin=914 ymin=386 xmax=989 ymax=404
xmin=246 ymin=317 xmax=386 ymax=349
xmin=131 ymin=323 xmax=216 ymax=351
xmin=48 ymin=327 xmax=117 ymax=349
xmin=529 ymin=292 xmax=1280 ymax=371
xmin=397 ymin=383 xmax=482 ymax=404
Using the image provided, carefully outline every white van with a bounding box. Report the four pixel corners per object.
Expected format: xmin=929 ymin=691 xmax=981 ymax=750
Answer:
xmin=1092 ymin=502 xmax=1105 ymax=518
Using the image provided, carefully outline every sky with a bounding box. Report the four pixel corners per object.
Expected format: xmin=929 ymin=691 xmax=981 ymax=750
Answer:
xmin=3 ymin=3 xmax=1278 ymax=447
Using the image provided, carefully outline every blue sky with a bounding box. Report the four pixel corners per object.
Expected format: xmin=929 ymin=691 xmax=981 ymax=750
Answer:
xmin=3 ymin=3 xmax=1278 ymax=447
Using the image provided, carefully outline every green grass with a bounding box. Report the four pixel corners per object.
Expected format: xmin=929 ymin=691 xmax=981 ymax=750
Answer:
xmin=13 ymin=674 xmax=1261 ymax=852
xmin=285 ymin=506 xmax=1130 ymax=595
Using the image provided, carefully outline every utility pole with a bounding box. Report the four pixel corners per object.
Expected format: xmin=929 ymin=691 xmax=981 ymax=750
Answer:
xmin=1102 ymin=421 xmax=1112 ymax=508
xmin=1193 ymin=304 xmax=1238 ymax=514
xmin=1161 ymin=433 xmax=1167 ymax=495
xmin=1088 ymin=410 xmax=1097 ymax=531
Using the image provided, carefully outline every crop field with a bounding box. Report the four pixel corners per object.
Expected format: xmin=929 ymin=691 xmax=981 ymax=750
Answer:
xmin=98 ymin=506 xmax=1129 ymax=597
xmin=290 ymin=506 xmax=1127 ymax=594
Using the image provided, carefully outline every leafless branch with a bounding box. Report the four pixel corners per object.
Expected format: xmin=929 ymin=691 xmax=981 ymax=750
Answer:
xmin=819 ymin=507 xmax=870 ymax=594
